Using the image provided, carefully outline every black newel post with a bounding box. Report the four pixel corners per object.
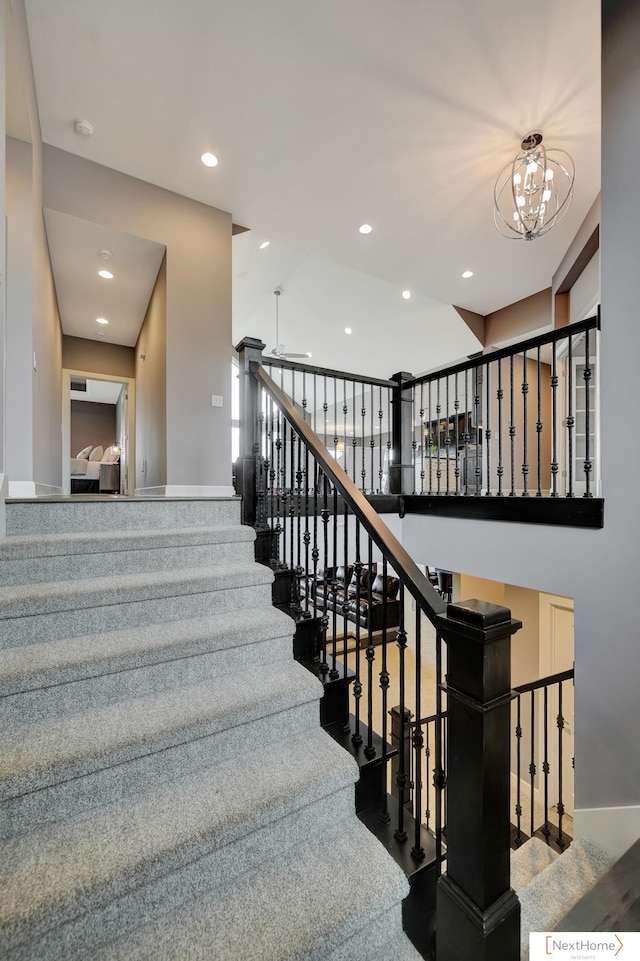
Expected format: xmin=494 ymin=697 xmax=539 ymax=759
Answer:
xmin=389 ymin=371 xmax=414 ymax=495
xmin=436 ymin=599 xmax=522 ymax=961
xmin=234 ymin=337 xmax=266 ymax=529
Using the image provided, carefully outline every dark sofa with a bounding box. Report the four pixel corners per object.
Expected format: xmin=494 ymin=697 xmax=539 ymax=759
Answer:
xmin=301 ymin=563 xmax=401 ymax=635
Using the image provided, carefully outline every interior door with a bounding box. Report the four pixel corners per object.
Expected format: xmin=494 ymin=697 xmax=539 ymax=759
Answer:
xmin=539 ymin=593 xmax=575 ymax=818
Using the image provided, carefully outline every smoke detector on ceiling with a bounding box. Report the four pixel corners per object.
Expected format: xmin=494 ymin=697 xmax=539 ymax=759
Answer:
xmin=99 ymin=249 xmax=113 ymax=260
xmin=74 ymin=118 xmax=94 ymax=137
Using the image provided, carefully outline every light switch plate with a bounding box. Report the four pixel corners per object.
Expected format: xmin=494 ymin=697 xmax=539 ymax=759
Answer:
xmin=211 ymin=395 xmax=223 ymax=407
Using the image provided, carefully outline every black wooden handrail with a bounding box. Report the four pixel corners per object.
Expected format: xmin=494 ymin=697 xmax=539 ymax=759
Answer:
xmin=514 ymin=667 xmax=574 ymax=696
xmin=263 ymin=355 xmax=394 ymax=389
xmin=409 ymin=313 xmax=600 ymax=388
xmin=251 ymin=361 xmax=447 ymax=625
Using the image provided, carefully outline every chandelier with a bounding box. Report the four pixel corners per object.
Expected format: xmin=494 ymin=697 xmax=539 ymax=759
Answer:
xmin=494 ymin=131 xmax=574 ymax=241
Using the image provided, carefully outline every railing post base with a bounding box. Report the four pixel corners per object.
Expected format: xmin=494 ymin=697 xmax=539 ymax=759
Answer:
xmin=435 ymin=598 xmax=522 ymax=961
xmin=437 ymin=876 xmax=520 ymax=961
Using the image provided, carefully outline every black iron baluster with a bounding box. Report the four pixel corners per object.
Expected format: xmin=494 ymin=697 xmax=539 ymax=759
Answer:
xmin=333 ymin=378 xmax=338 ymax=462
xmin=295 ymin=434 xmax=303 ymax=610
xmin=369 ymin=385 xmax=375 ymax=494
xmin=522 ymin=349 xmax=529 ymax=496
xmin=313 ymin=372 xmax=317 ymax=435
xmin=281 ymin=414 xmax=288 ymax=570
xmin=567 ymin=334 xmax=574 ymax=497
xmin=351 ymin=380 xmax=357 ymax=484
xmin=515 ymin=695 xmax=523 ymax=845
xmin=289 ymin=421 xmax=296 ymax=608
xmin=584 ymin=328 xmax=593 ymax=497
xmin=343 ymin=380 xmax=349 ymax=481
xmin=302 ymin=370 xmax=307 ymax=423
xmin=364 ymin=535 xmax=376 ymax=758
xmin=497 ymin=361 xmax=504 ymax=496
xmin=435 ymin=629 xmax=445 ymax=874
xmin=330 ymin=485 xmax=339 ymax=679
xmin=428 ymin=380 xmax=434 ymax=494
xmin=274 ymin=406 xmax=283 ymax=568
xmin=395 ymin=584 xmax=408 ymax=842
xmin=420 ymin=382 xmax=425 ymax=494
xmin=378 ymin=556 xmax=390 ymax=825
xmin=267 ymin=396 xmax=277 ymax=565
xmin=551 ymin=342 xmax=559 ymax=497
xmin=302 ymin=444 xmax=310 ymax=616
xmin=411 ymin=607 xmax=425 ymax=861
xmin=509 ymin=355 xmax=516 ymax=496
xmin=411 ymin=389 xmax=417 ymax=493
xmin=436 ymin=379 xmax=442 ymax=493
xmin=386 ymin=390 xmax=392 ymax=494
xmin=320 ymin=473 xmax=330 ymax=674
xmin=535 ymin=347 xmax=542 ymax=496
xmin=444 ymin=376 xmax=451 ymax=494
xmin=425 ymin=720 xmax=431 ymax=833
xmin=463 ymin=370 xmax=470 ymax=494
xmin=557 ymin=681 xmax=566 ymax=848
xmin=542 ymin=685 xmax=550 ymax=838
xmin=352 ymin=522 xmax=363 ymax=745
xmin=454 ymin=373 xmax=460 ymax=495
xmin=473 ymin=368 xmax=481 ymax=494
xmin=485 ymin=362 xmax=492 ymax=495
xmin=342 ymin=497 xmax=350 ymax=724
xmin=378 ymin=387 xmax=384 ymax=493
xmin=529 ymin=690 xmax=536 ymax=838
xmin=361 ymin=386 xmax=367 ymax=492
xmin=323 ymin=376 xmax=328 ymax=449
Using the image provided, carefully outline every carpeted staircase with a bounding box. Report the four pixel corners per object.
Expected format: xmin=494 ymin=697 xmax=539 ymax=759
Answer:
xmin=0 ymin=496 xmax=422 ymax=961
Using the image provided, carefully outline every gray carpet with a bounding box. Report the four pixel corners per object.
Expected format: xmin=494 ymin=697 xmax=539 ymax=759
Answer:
xmin=0 ymin=497 xmax=421 ymax=961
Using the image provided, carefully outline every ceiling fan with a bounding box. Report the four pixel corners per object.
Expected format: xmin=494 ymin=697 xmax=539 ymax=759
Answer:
xmin=269 ymin=288 xmax=310 ymax=359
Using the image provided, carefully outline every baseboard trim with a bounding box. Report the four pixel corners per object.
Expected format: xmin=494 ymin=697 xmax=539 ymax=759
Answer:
xmin=0 ymin=474 xmax=8 ymax=537
xmin=135 ymin=485 xmax=237 ymax=498
xmin=574 ymin=804 xmax=640 ymax=858
xmin=8 ymin=481 xmax=37 ymax=498
xmin=35 ymin=483 xmax=64 ymax=496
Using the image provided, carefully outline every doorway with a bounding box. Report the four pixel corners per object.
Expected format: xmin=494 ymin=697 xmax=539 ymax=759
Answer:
xmin=62 ymin=369 xmax=135 ymax=495
xmin=539 ymin=592 xmax=575 ymax=818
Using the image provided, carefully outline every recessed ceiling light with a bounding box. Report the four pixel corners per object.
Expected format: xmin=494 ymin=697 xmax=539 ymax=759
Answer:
xmin=402 ymin=290 xmax=411 ymax=300
xmin=344 ymin=327 xmax=352 ymax=335
xmin=461 ymin=270 xmax=474 ymax=279
xmin=358 ymin=224 xmax=372 ymax=234
xmin=259 ymin=240 xmax=270 ymax=249
xmin=98 ymin=269 xmax=114 ymax=280
xmin=96 ymin=317 xmax=109 ymax=325
xmin=201 ymin=152 xmax=218 ymax=167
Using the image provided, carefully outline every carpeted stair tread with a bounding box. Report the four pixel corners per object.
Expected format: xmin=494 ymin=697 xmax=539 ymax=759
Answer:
xmin=0 ymin=524 xmax=254 ymax=559
xmin=0 ymin=661 xmax=322 ymax=800
xmin=92 ymin=817 xmax=409 ymax=961
xmin=0 ymin=526 xmax=257 ymax=586
xmin=4 ymin=497 xmax=241 ymax=535
xmin=519 ymin=836 xmax=616 ymax=958
xmin=0 ymin=562 xmax=273 ymax=621
xmin=0 ymin=606 xmax=295 ymax=696
xmin=511 ymin=836 xmax=560 ymax=893
xmin=0 ymin=729 xmax=358 ymax=953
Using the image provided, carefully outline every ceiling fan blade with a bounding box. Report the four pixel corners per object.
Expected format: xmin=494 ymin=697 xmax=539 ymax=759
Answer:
xmin=284 ymin=352 xmax=309 ymax=359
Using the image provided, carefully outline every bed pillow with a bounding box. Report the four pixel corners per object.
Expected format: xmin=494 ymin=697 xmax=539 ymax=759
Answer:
xmin=101 ymin=448 xmax=120 ymax=464
xmin=88 ymin=445 xmax=104 ymax=462
xmin=76 ymin=445 xmax=92 ymax=459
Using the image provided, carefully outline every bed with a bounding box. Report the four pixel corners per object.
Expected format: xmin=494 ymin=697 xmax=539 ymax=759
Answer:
xmin=70 ymin=445 xmax=120 ymax=494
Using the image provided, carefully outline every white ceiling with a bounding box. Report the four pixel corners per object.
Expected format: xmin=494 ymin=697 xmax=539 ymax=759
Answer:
xmin=70 ymin=378 xmax=125 ymax=405
xmin=43 ymin=210 xmax=166 ymax=347
xmin=22 ymin=0 xmax=600 ymax=365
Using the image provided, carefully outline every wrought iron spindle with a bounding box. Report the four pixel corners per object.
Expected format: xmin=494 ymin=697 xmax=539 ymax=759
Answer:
xmin=379 ymin=556 xmax=391 ymax=825
xmin=522 ymin=350 xmax=529 ymax=496
xmin=412 ymin=608 xmax=425 ymax=861
xmin=425 ymin=720 xmax=432 ymax=833
xmin=323 ymin=376 xmax=328 ymax=448
xmin=434 ymin=629 xmax=445 ymax=875
xmin=497 ymin=361 xmax=504 ymax=496
xmin=584 ymin=328 xmax=593 ymax=497
xmin=428 ymin=380 xmax=434 ymax=494
xmin=313 ymin=373 xmax=317 ymax=435
xmin=342 ymin=380 xmax=349 ymax=481
xmin=463 ymin=370 xmax=470 ymax=495
xmin=473 ymin=368 xmax=481 ymax=494
xmin=289 ymin=421 xmax=296 ymax=607
xmin=445 ymin=376 xmax=451 ymax=493
xmin=352 ymin=522 xmax=363 ymax=744
xmin=351 ymin=380 xmax=357 ymax=484
xmin=386 ymin=390 xmax=392 ymax=494
xmin=369 ymin=385 xmax=375 ymax=494
xmin=557 ymin=681 xmax=566 ymax=848
xmin=509 ymin=355 xmax=516 ymax=496
xmin=280 ymin=412 xmax=288 ymax=568
xmin=542 ymin=685 xmax=550 ymax=838
xmin=485 ymin=362 xmax=492 ymax=495
xmin=515 ymin=695 xmax=523 ymax=844
xmin=454 ymin=373 xmax=460 ymax=494
xmin=529 ymin=690 xmax=536 ymax=838
xmin=333 ymin=378 xmax=338 ymax=462
xmin=536 ymin=347 xmax=543 ymax=496
xmin=320 ymin=473 xmax=330 ymax=673
xmin=435 ymin=379 xmax=442 ymax=493
xmin=302 ymin=444 xmax=310 ymax=616
xmin=364 ymin=535 xmax=376 ymax=758
xmin=378 ymin=386 xmax=384 ymax=493
xmin=311 ymin=458 xmax=319 ymax=637
xmin=420 ymin=382 xmax=425 ymax=494
xmin=330 ymin=486 xmax=339 ymax=679
xmin=274 ymin=406 xmax=283 ymax=567
xmin=295 ymin=434 xmax=303 ymax=610
xmin=567 ymin=334 xmax=574 ymax=497
xmin=551 ymin=342 xmax=559 ymax=497
xmin=395 ymin=584 xmax=408 ymax=842
xmin=361 ymin=387 xmax=367 ymax=492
